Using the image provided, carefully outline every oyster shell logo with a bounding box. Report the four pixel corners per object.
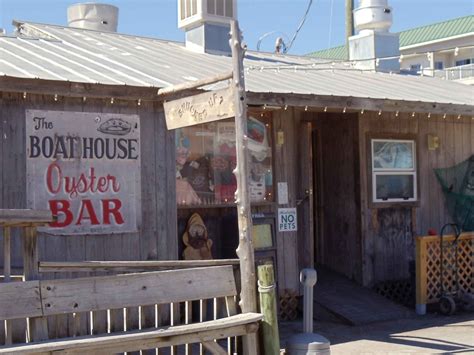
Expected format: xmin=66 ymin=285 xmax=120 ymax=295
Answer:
xmin=97 ymin=118 xmax=132 ymax=136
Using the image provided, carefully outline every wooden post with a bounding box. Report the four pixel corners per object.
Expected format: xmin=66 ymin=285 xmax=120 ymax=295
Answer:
xmin=230 ymin=20 xmax=258 ymax=355
xmin=22 ymin=226 xmax=49 ymax=341
xmin=3 ymin=226 xmax=12 ymax=345
xmin=415 ymin=237 xmax=428 ymax=315
xmin=257 ymin=264 xmax=280 ymax=355
xmin=345 ymin=0 xmax=354 ymax=54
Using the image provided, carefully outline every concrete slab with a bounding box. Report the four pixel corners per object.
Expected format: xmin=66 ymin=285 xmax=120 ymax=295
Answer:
xmin=280 ymin=312 xmax=474 ymax=354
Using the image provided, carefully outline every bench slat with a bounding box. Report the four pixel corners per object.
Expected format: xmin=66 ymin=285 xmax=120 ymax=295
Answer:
xmin=0 ymin=313 xmax=263 ymax=354
xmin=41 ymin=266 xmax=236 ymax=316
xmin=0 ymin=281 xmax=43 ymax=320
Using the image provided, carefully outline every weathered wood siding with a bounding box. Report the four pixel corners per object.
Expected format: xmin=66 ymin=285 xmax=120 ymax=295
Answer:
xmin=272 ymin=108 xmax=300 ymax=292
xmin=359 ymin=112 xmax=474 ymax=286
xmin=0 ymin=92 xmax=177 ymax=268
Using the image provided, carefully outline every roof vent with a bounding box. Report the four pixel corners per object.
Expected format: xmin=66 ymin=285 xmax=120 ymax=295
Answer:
xmin=67 ymin=3 xmax=119 ymax=32
xmin=178 ymin=0 xmax=237 ymax=55
xmin=354 ymin=0 xmax=393 ymax=35
xmin=349 ymin=0 xmax=399 ymax=73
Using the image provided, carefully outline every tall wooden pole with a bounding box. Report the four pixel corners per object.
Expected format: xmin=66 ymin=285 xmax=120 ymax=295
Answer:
xmin=346 ymin=0 xmax=354 ymax=56
xmin=230 ymin=20 xmax=258 ymax=354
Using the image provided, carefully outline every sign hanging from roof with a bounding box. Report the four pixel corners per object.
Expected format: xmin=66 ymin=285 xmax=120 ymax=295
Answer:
xmin=164 ymin=88 xmax=235 ymax=130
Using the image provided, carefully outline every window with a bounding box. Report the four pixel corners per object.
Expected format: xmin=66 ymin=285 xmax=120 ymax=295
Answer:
xmin=455 ymin=59 xmax=472 ymax=66
xmin=434 ymin=61 xmax=444 ymax=70
xmin=371 ymin=139 xmax=417 ymax=203
xmin=410 ymin=64 xmax=421 ymax=72
xmin=176 ymin=114 xmax=273 ymax=207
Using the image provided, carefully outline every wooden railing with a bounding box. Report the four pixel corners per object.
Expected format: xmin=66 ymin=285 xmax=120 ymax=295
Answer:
xmin=1 ymin=209 xmax=254 ymax=353
xmin=1 ymin=260 xmax=244 ymax=354
xmin=415 ymin=232 xmax=474 ymax=315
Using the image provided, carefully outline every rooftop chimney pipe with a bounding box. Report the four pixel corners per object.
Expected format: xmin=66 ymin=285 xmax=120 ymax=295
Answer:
xmin=67 ymin=3 xmax=119 ymax=32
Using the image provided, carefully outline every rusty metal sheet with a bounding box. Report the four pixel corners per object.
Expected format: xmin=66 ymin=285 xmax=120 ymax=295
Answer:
xmin=26 ymin=110 xmax=141 ymax=235
xmin=164 ymin=88 xmax=235 ymax=130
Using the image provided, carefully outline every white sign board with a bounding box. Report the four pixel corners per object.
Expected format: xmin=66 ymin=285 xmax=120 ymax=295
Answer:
xmin=164 ymin=88 xmax=235 ymax=130
xmin=278 ymin=182 xmax=289 ymax=205
xmin=26 ymin=110 xmax=141 ymax=235
xmin=278 ymin=208 xmax=297 ymax=232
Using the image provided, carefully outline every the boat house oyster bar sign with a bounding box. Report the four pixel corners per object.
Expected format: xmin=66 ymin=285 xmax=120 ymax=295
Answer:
xmin=26 ymin=110 xmax=141 ymax=235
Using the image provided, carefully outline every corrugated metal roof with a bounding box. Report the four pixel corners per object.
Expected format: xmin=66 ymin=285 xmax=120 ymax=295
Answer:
xmin=400 ymin=15 xmax=473 ymax=47
xmin=0 ymin=21 xmax=472 ymax=107
xmin=310 ymin=15 xmax=474 ymax=59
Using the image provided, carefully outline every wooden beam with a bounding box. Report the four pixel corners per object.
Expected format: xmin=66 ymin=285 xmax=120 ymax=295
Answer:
xmin=0 ymin=281 xmax=43 ymax=320
xmin=0 ymin=209 xmax=54 ymax=227
xmin=247 ymin=92 xmax=474 ymax=116
xmin=0 ymin=77 xmax=159 ymax=101
xmin=40 ymin=266 xmax=237 ymax=316
xmin=202 ymin=341 xmax=227 ymax=355
xmin=39 ymin=259 xmax=240 ymax=273
xmin=0 ymin=314 xmax=262 ymax=354
xmin=23 ymin=226 xmax=49 ymax=341
xmin=230 ymin=20 xmax=258 ymax=355
xmin=2 ymin=227 xmax=12 ymax=345
xmin=157 ymin=71 xmax=233 ymax=96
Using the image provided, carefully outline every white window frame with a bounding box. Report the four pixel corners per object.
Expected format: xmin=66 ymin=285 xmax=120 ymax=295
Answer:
xmin=371 ymin=139 xmax=417 ymax=203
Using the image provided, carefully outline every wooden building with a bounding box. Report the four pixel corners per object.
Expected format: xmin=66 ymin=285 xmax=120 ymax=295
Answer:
xmin=0 ymin=21 xmax=472 ymax=303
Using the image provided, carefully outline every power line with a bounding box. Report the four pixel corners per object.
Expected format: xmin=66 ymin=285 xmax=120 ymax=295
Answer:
xmin=285 ymin=0 xmax=314 ymax=53
xmin=256 ymin=0 xmax=315 ymax=54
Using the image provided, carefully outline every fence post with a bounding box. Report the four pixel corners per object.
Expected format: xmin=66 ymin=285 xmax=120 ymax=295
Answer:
xmin=415 ymin=237 xmax=428 ymax=315
xmin=22 ymin=226 xmax=49 ymax=341
xmin=3 ymin=226 xmax=12 ymax=345
xmin=257 ymin=264 xmax=280 ymax=355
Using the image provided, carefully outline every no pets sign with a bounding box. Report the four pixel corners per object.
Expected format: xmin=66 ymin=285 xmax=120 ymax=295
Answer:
xmin=278 ymin=208 xmax=297 ymax=232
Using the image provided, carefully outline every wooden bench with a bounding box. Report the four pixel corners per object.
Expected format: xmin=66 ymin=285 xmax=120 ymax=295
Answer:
xmin=0 ymin=265 xmax=262 ymax=354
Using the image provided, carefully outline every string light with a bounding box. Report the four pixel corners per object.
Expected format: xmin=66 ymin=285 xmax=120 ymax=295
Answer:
xmin=54 ymin=94 xmax=58 ymax=102
xmin=137 ymin=99 xmax=142 ymax=106
xmin=284 ymin=105 xmax=288 ymax=110
xmin=427 ymin=113 xmax=431 ymax=119
xmin=324 ymin=106 xmax=328 ymax=112
xmin=82 ymin=97 xmax=87 ymax=102
xmin=443 ymin=113 xmax=447 ymax=119
xmin=378 ymin=110 xmax=382 ymax=116
xmin=110 ymin=97 xmax=114 ymax=104
xmin=411 ymin=112 xmax=416 ymax=118
xmin=23 ymin=92 xmax=27 ymax=99
xmin=395 ymin=111 xmax=399 ymax=117
xmin=304 ymin=106 xmax=308 ymax=111
xmin=343 ymin=107 xmax=347 ymax=113
xmin=263 ymin=104 xmax=267 ymax=110
xmin=360 ymin=109 xmax=365 ymax=115
xmin=457 ymin=114 xmax=462 ymax=120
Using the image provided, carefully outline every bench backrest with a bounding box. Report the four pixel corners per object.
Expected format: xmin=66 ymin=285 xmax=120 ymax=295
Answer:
xmin=0 ymin=265 xmax=237 ymax=320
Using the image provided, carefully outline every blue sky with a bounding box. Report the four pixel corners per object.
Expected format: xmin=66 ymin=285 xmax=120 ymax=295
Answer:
xmin=0 ymin=0 xmax=471 ymax=54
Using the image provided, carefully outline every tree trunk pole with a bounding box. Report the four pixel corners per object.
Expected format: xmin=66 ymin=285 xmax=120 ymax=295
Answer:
xmin=230 ymin=20 xmax=258 ymax=355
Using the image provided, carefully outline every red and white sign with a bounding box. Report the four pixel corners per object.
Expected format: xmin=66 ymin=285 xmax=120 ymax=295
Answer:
xmin=26 ymin=110 xmax=141 ymax=235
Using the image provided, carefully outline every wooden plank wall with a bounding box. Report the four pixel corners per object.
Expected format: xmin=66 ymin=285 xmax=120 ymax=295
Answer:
xmin=359 ymin=112 xmax=473 ymax=286
xmin=310 ymin=112 xmax=362 ymax=283
xmin=0 ymin=92 xmax=178 ymax=269
xmin=272 ymin=108 xmax=300 ymax=292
